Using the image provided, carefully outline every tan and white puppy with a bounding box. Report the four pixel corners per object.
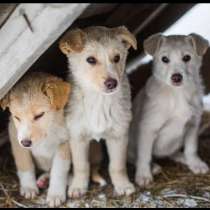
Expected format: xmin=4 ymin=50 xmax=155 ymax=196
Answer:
xmin=128 ymin=33 xmax=209 ymax=187
xmin=0 ymin=72 xmax=71 ymax=207
xmin=59 ymin=26 xmax=137 ymax=197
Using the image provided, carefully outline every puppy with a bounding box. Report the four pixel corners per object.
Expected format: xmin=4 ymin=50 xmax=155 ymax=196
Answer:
xmin=128 ymin=33 xmax=209 ymax=187
xmin=0 ymin=72 xmax=71 ymax=207
xmin=59 ymin=26 xmax=137 ymax=197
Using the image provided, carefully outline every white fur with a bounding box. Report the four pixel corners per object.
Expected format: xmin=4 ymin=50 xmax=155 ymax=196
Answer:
xmin=128 ymin=35 xmax=209 ymax=187
xmin=18 ymin=170 xmax=39 ymax=199
xmin=64 ymin=27 xmax=135 ymax=197
xmin=47 ymin=154 xmax=70 ymax=208
xmin=66 ymin=76 xmax=134 ymax=197
xmin=17 ymin=122 xmax=30 ymax=146
xmin=31 ymin=122 xmax=69 ymax=170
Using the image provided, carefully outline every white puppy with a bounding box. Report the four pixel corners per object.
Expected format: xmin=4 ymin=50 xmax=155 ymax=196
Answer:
xmin=59 ymin=26 xmax=137 ymax=197
xmin=128 ymin=33 xmax=209 ymax=187
xmin=0 ymin=72 xmax=71 ymax=207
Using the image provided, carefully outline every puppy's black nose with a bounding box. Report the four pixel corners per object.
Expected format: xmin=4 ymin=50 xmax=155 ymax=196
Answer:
xmin=171 ymin=73 xmax=183 ymax=84
xmin=21 ymin=139 xmax=32 ymax=148
xmin=104 ymin=78 xmax=118 ymax=90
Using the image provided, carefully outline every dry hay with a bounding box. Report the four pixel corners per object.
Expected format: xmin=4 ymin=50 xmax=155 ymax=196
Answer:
xmin=0 ymin=137 xmax=210 ymax=208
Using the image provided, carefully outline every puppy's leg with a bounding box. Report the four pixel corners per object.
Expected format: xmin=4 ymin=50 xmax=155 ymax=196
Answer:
xmin=182 ymin=123 xmax=209 ymax=174
xmin=47 ymin=142 xmax=71 ymax=208
xmin=68 ymin=137 xmax=90 ymax=198
xmin=106 ymin=133 xmax=135 ymax=196
xmin=89 ymin=141 xmax=107 ymax=187
xmin=9 ymin=122 xmax=38 ymax=199
xmin=135 ymin=130 xmax=156 ymax=188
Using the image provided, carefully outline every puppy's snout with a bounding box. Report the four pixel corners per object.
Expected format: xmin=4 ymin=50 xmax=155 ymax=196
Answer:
xmin=171 ymin=73 xmax=183 ymax=86
xmin=21 ymin=139 xmax=32 ymax=148
xmin=104 ymin=78 xmax=118 ymax=90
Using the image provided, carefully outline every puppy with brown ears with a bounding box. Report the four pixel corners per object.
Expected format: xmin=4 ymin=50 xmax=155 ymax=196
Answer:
xmin=59 ymin=26 xmax=137 ymax=197
xmin=0 ymin=72 xmax=71 ymax=207
xmin=128 ymin=33 xmax=209 ymax=188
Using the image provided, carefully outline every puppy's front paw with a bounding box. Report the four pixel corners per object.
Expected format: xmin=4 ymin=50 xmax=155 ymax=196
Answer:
xmin=68 ymin=187 xmax=87 ymax=199
xmin=68 ymin=181 xmax=88 ymax=198
xmin=135 ymin=171 xmax=153 ymax=188
xmin=188 ymin=158 xmax=209 ymax=175
xmin=20 ymin=186 xmax=39 ymax=199
xmin=47 ymin=193 xmax=66 ymax=208
xmin=114 ymin=182 xmax=135 ymax=196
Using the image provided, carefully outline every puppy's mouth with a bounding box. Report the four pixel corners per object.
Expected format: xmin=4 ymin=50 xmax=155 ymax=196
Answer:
xmin=171 ymin=73 xmax=183 ymax=87
xmin=172 ymin=81 xmax=183 ymax=87
xmin=104 ymin=87 xmax=119 ymax=94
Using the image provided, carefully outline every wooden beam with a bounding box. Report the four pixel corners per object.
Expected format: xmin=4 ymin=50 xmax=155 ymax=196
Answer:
xmin=0 ymin=3 xmax=89 ymax=99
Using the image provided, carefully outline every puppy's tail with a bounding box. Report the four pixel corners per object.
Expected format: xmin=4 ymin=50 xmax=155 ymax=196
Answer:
xmin=0 ymin=130 xmax=8 ymax=147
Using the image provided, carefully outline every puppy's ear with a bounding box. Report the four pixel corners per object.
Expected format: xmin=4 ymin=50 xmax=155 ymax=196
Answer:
xmin=188 ymin=33 xmax=209 ymax=56
xmin=59 ymin=28 xmax=86 ymax=55
xmin=114 ymin=26 xmax=137 ymax=50
xmin=143 ymin=33 xmax=163 ymax=56
xmin=42 ymin=77 xmax=71 ymax=110
xmin=0 ymin=94 xmax=10 ymax=110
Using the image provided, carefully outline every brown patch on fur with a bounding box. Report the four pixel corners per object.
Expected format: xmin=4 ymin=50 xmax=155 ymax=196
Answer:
xmin=59 ymin=142 xmax=71 ymax=160
xmin=59 ymin=29 xmax=86 ymax=55
xmin=113 ymin=26 xmax=137 ymax=50
xmin=0 ymin=94 xmax=10 ymax=110
xmin=10 ymin=123 xmax=34 ymax=171
xmin=42 ymin=76 xmax=71 ymax=110
xmin=6 ymin=72 xmax=70 ymax=145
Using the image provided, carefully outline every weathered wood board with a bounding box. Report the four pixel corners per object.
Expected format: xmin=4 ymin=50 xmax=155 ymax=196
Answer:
xmin=0 ymin=3 xmax=89 ymax=99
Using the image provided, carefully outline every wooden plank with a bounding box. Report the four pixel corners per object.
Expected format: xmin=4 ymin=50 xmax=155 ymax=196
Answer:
xmin=79 ymin=3 xmax=117 ymax=19
xmin=0 ymin=3 xmax=89 ymax=99
xmin=0 ymin=4 xmax=17 ymax=29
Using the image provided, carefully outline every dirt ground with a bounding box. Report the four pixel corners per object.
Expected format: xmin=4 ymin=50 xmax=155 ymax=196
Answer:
xmin=0 ymin=136 xmax=210 ymax=208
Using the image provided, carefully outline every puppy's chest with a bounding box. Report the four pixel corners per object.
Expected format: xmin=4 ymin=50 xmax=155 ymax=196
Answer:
xmin=83 ymin=96 xmax=116 ymax=137
xmin=31 ymin=138 xmax=60 ymax=171
xmin=169 ymin=90 xmax=199 ymax=123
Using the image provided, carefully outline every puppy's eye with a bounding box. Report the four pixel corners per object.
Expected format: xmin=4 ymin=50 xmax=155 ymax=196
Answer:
xmin=162 ymin=56 xmax=170 ymax=63
xmin=183 ymin=55 xmax=191 ymax=63
xmin=34 ymin=112 xmax=45 ymax=121
xmin=14 ymin=116 xmax=21 ymax=122
xmin=113 ymin=54 xmax=120 ymax=63
xmin=86 ymin=56 xmax=97 ymax=65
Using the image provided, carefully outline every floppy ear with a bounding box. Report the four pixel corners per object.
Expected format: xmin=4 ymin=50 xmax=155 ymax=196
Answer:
xmin=188 ymin=33 xmax=209 ymax=56
xmin=0 ymin=94 xmax=10 ymax=111
xmin=42 ymin=77 xmax=71 ymax=110
xmin=114 ymin=26 xmax=137 ymax=50
xmin=59 ymin=28 xmax=86 ymax=55
xmin=143 ymin=33 xmax=163 ymax=56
